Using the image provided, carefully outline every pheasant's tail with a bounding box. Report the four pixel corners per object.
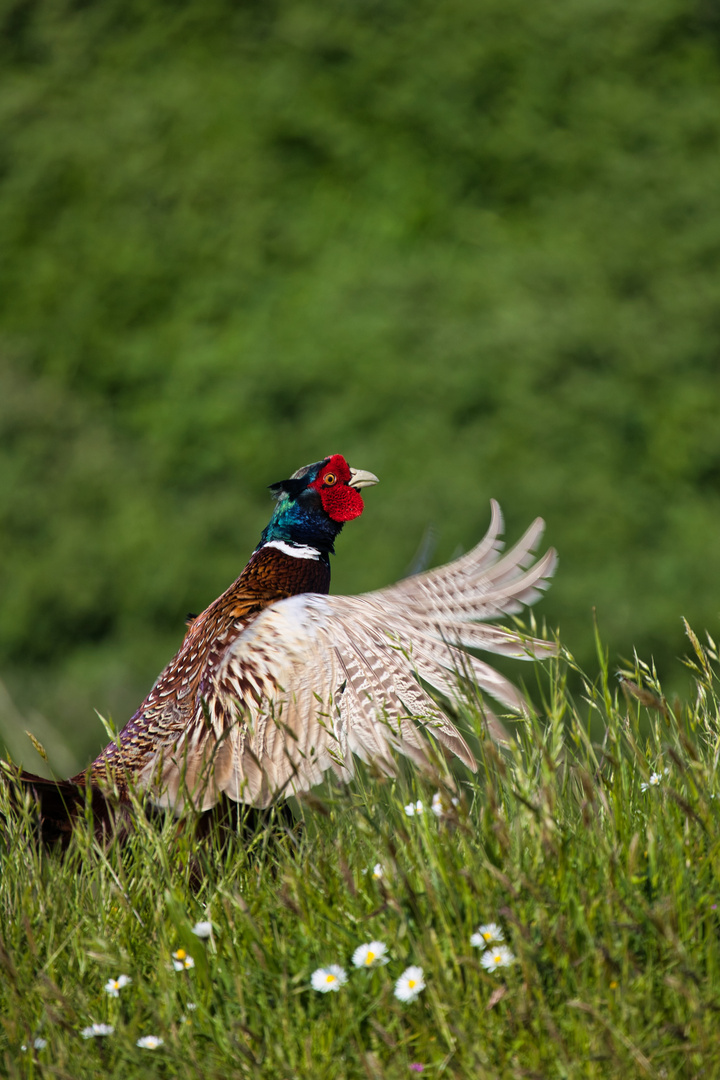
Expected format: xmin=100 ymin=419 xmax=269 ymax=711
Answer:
xmin=1 ymin=764 xmax=122 ymax=845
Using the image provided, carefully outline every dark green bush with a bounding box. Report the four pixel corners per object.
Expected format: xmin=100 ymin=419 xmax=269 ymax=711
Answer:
xmin=1 ymin=0 xmax=720 ymax=763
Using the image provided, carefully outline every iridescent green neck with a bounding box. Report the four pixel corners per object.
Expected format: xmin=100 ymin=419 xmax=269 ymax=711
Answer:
xmin=257 ymin=492 xmax=343 ymax=556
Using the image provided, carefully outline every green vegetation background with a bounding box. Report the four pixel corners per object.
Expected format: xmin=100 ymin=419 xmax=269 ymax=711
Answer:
xmin=2 ymin=0 xmax=720 ymax=770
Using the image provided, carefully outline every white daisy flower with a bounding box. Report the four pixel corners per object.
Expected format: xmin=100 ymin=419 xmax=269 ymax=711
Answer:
xmin=404 ymin=800 xmax=424 ymax=817
xmin=394 ymin=965 xmax=425 ymax=1002
xmin=352 ymin=941 xmax=389 ymax=968
xmin=470 ymin=923 xmax=504 ymax=948
xmin=137 ymin=1035 xmax=164 ymax=1050
xmin=104 ymin=974 xmax=131 ymax=997
xmin=81 ymin=1023 xmax=114 ymax=1039
xmin=186 ymin=1002 xmax=197 ymax=1011
xmin=191 ymin=921 xmax=213 ymax=939
xmin=172 ymin=949 xmax=195 ymax=971
xmin=310 ymin=965 xmax=348 ymax=992
xmin=21 ymin=1038 xmax=47 ymax=1051
xmin=480 ymin=945 xmax=516 ymax=971
xmin=640 ymin=772 xmax=663 ymax=791
xmin=431 ymin=792 xmax=459 ymax=817
xmin=362 ymin=862 xmax=385 ymax=879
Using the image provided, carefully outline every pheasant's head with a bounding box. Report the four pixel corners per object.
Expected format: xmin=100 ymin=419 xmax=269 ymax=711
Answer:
xmin=259 ymin=454 xmax=379 ymax=555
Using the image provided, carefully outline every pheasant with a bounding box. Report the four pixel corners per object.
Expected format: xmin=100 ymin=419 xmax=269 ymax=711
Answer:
xmin=4 ymin=454 xmax=557 ymax=833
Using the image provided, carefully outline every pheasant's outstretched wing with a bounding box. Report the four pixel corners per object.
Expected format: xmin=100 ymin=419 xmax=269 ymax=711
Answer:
xmin=140 ymin=502 xmax=557 ymax=809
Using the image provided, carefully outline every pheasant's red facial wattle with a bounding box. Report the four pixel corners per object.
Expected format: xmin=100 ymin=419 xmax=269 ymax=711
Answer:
xmin=310 ymin=454 xmax=365 ymax=522
xmin=321 ymin=484 xmax=365 ymax=522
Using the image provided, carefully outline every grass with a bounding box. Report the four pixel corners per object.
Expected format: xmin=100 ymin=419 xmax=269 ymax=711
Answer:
xmin=2 ymin=629 xmax=720 ymax=1079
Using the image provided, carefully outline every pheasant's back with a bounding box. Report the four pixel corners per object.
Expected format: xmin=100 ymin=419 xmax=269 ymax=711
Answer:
xmin=84 ymin=546 xmax=331 ymax=793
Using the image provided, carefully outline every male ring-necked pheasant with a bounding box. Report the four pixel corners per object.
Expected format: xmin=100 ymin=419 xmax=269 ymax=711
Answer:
xmin=6 ymin=454 xmax=557 ymax=833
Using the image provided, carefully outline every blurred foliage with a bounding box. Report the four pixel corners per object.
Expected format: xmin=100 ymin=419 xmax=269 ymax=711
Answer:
xmin=2 ymin=0 xmax=720 ymax=765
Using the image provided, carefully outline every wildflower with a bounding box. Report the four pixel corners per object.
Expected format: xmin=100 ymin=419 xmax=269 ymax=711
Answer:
xmin=640 ymin=772 xmax=663 ymax=792
xmin=186 ymin=1002 xmax=198 ymax=1011
xmin=352 ymin=941 xmax=389 ymax=968
xmin=191 ymin=921 xmax=213 ymax=939
xmin=362 ymin=862 xmax=384 ymax=879
xmin=609 ymin=980 xmax=618 ymax=990
xmin=21 ymin=1039 xmax=47 ymax=1051
xmin=480 ymin=946 xmax=516 ymax=972
xmin=81 ymin=1023 xmax=114 ymax=1039
xmin=394 ymin=965 xmax=425 ymax=1002
xmin=172 ymin=949 xmax=195 ymax=971
xmin=431 ymin=792 xmax=459 ymax=817
xmin=311 ymin=965 xmax=348 ymax=992
xmin=409 ymin=1066 xmax=425 ymax=1074
xmin=404 ymin=800 xmax=424 ymax=817
xmin=470 ymin=923 xmax=504 ymax=948
xmin=137 ymin=1035 xmax=164 ymax=1050
xmin=104 ymin=974 xmax=131 ymax=997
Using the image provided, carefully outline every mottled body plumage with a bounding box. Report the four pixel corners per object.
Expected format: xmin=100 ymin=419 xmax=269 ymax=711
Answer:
xmin=87 ymin=544 xmax=332 ymax=797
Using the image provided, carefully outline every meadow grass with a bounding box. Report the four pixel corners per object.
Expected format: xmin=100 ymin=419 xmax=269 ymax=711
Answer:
xmin=2 ymin=630 xmax=720 ymax=1079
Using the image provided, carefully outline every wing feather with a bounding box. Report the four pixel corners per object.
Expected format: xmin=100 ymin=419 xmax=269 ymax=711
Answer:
xmin=139 ymin=504 xmax=557 ymax=809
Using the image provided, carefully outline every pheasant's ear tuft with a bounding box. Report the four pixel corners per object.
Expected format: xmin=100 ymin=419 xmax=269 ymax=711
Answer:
xmin=268 ymin=476 xmax=308 ymax=500
xmin=269 ymin=458 xmax=332 ymax=500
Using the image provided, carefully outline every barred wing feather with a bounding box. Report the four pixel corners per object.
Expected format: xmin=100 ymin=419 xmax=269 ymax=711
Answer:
xmin=141 ymin=503 xmax=557 ymax=809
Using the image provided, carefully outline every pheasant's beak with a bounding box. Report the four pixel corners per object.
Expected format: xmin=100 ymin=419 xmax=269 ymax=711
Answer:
xmin=348 ymin=467 xmax=379 ymax=489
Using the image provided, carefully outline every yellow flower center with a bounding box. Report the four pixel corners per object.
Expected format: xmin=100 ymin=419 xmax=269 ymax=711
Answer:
xmin=176 ymin=949 xmax=186 ymax=960
xmin=366 ymin=952 xmax=375 ymax=964
xmin=494 ymin=954 xmax=502 ymax=963
xmin=610 ymin=980 xmax=618 ymax=989
xmin=408 ymin=979 xmax=416 ymax=988
xmin=326 ymin=974 xmax=336 ymax=983
xmin=483 ymin=932 xmax=491 ymax=940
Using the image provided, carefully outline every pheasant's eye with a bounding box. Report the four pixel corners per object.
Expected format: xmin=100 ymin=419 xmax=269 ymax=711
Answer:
xmin=324 ymin=473 xmax=337 ymax=486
